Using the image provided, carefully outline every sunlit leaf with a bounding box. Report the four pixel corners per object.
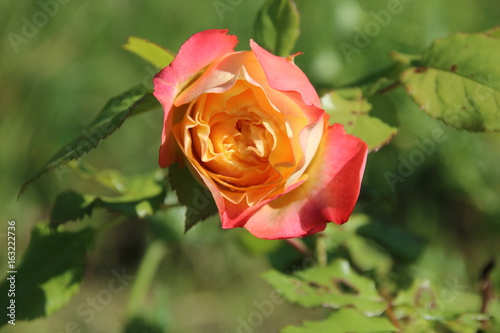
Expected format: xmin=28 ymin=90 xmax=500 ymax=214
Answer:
xmin=19 ymin=87 xmax=161 ymax=197
xmin=168 ymin=163 xmax=218 ymax=232
xmin=0 ymin=225 xmax=94 ymax=326
xmin=323 ymin=216 xmax=393 ymax=274
xmin=49 ymin=171 xmax=166 ymax=229
xmin=322 ymin=88 xmax=398 ymax=151
xmin=280 ymin=308 xmax=398 ymax=333
xmin=263 ymin=259 xmax=387 ymax=315
xmin=347 ymin=234 xmax=393 ymax=274
xmin=67 ymin=161 xmax=129 ymax=192
xmin=393 ymin=279 xmax=489 ymax=332
xmin=400 ymin=29 xmax=500 ymax=131
xmin=123 ymin=36 xmax=175 ymax=69
xmin=254 ymin=0 xmax=300 ymax=56
xmin=389 ymin=51 xmax=422 ymax=67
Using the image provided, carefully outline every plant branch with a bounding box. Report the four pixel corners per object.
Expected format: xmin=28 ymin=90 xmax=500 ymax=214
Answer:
xmin=385 ymin=302 xmax=402 ymax=331
xmin=376 ymin=81 xmax=402 ymax=95
xmin=284 ymin=238 xmax=312 ymax=257
xmin=479 ymin=259 xmax=495 ymax=313
xmin=315 ymin=233 xmax=327 ymax=267
xmin=127 ymin=240 xmax=167 ymax=316
xmin=96 ymin=215 xmax=127 ymax=233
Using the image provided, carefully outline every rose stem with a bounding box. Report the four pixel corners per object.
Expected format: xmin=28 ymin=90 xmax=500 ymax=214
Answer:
xmin=284 ymin=238 xmax=312 ymax=257
xmin=315 ymin=232 xmax=327 ymax=268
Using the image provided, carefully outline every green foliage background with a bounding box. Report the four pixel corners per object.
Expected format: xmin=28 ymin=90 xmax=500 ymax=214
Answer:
xmin=1 ymin=0 xmax=500 ymax=332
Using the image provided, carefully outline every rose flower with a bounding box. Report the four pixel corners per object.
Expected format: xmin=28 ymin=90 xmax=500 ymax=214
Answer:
xmin=153 ymin=29 xmax=368 ymax=239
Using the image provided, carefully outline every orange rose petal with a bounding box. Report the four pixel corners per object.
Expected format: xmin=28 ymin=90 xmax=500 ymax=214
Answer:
xmin=153 ymin=30 xmax=238 ymax=167
xmin=174 ymin=52 xmax=254 ymax=106
xmin=250 ymin=40 xmax=321 ymax=110
xmin=154 ymin=31 xmax=368 ymax=239
xmin=243 ymin=124 xmax=368 ymax=239
xmin=209 ymin=175 xmax=307 ymax=229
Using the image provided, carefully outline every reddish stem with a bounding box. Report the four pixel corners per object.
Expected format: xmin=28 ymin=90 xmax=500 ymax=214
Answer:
xmin=284 ymin=238 xmax=312 ymax=257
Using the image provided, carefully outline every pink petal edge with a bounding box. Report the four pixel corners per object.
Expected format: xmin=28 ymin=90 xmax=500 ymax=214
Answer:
xmin=153 ymin=29 xmax=238 ymax=168
xmin=243 ymin=124 xmax=368 ymax=239
xmin=250 ymin=40 xmax=321 ymax=109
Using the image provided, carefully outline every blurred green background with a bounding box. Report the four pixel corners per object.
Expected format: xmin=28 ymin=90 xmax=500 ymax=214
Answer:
xmin=1 ymin=0 xmax=499 ymax=332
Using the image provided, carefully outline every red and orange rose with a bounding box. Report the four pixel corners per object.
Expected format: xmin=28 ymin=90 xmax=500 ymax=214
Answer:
xmin=153 ymin=29 xmax=368 ymax=239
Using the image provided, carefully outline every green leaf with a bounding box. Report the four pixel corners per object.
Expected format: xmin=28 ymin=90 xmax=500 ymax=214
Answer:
xmin=254 ymin=0 xmax=300 ymax=56
xmin=400 ymin=29 xmax=500 ymax=131
xmin=239 ymin=231 xmax=283 ymax=255
xmin=356 ymin=220 xmax=426 ymax=263
xmin=168 ymin=163 xmax=218 ymax=232
xmin=19 ymin=87 xmax=161 ymax=197
xmin=146 ymin=208 xmax=186 ymax=245
xmin=50 ymin=190 xmax=96 ymax=228
xmin=263 ymin=259 xmax=387 ymax=315
xmin=95 ymin=183 xmax=165 ymax=220
xmin=345 ymin=62 xmax=408 ymax=96
xmin=239 ymin=233 xmax=309 ymax=272
xmin=49 ymin=171 xmax=166 ymax=229
xmin=0 ymin=225 xmax=94 ymax=326
xmin=343 ymin=231 xmax=393 ymax=274
xmin=67 ymin=161 xmax=129 ymax=192
xmin=322 ymin=216 xmax=393 ymax=275
xmin=393 ymin=279 xmax=491 ymax=332
xmin=280 ymin=308 xmax=398 ymax=333
xmin=389 ymin=51 xmax=422 ymax=67
xmin=123 ymin=36 xmax=175 ymax=69
xmin=321 ymin=88 xmax=398 ymax=151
